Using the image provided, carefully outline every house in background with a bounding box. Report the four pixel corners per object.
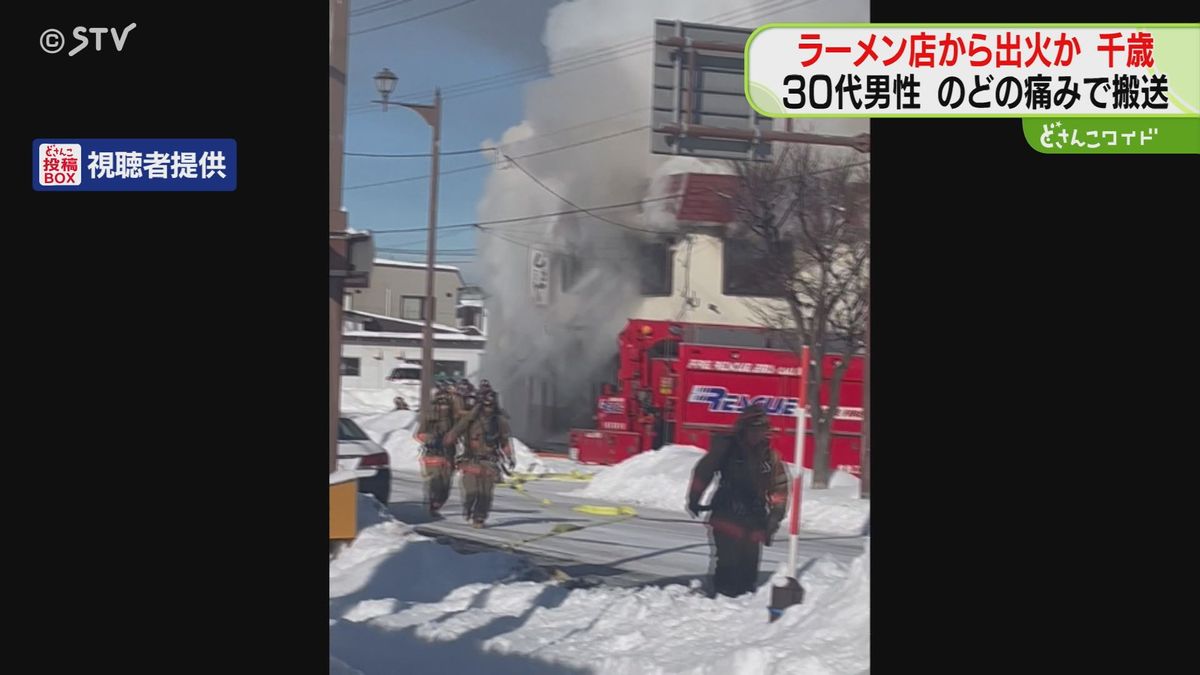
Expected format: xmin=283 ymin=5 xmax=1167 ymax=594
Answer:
xmin=456 ymin=284 xmax=487 ymax=335
xmin=340 ymin=308 xmax=486 ymax=393
xmin=344 ymin=259 xmax=463 ymax=327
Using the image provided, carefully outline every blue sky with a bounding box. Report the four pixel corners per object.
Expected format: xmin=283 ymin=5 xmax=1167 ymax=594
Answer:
xmin=343 ymin=0 xmax=561 ymax=281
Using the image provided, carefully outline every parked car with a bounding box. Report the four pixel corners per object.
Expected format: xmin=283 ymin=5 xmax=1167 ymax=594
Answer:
xmin=337 ymin=417 xmax=391 ymax=504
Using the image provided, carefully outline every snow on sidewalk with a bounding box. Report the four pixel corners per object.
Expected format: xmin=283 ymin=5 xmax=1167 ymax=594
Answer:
xmin=575 ymin=445 xmax=870 ymax=536
xmin=331 ymin=495 xmax=869 ymax=675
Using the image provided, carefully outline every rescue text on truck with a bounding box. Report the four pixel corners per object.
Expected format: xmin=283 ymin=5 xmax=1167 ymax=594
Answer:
xmin=569 ymin=319 xmax=863 ymax=473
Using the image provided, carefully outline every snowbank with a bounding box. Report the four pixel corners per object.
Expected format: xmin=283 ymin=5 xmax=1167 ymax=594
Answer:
xmin=577 ymin=445 xmax=716 ymax=512
xmin=341 ymin=386 xmax=421 ymax=415
xmin=331 ymin=505 xmax=869 ymax=674
xmin=577 ymin=445 xmax=870 ymax=536
xmin=355 ymin=409 xmax=423 ymax=468
xmin=509 ymin=437 xmax=549 ymax=475
xmin=354 ymin=408 xmax=548 ymax=475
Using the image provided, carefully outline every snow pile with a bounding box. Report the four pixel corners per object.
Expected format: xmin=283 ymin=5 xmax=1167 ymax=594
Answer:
xmin=796 ymin=469 xmax=871 ymax=538
xmin=485 ymin=545 xmax=869 ymax=674
xmin=355 ymin=494 xmax=392 ymax=531
xmin=340 ymin=386 xmax=420 ymax=415
xmin=354 ymin=409 xmax=550 ymax=475
xmin=510 ymin=437 xmax=549 ymax=475
xmin=577 ymin=445 xmax=869 ymax=535
xmin=577 ymin=445 xmax=715 ymax=512
xmin=331 ymin=505 xmax=870 ymax=674
xmin=355 ymin=409 xmax=424 ymax=468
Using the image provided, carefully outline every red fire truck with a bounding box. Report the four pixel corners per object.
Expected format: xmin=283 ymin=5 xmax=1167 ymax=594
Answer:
xmin=568 ymin=319 xmax=864 ymax=472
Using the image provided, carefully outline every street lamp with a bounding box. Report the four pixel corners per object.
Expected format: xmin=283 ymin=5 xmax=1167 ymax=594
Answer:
xmin=373 ymin=68 xmax=398 ymax=108
xmin=373 ymin=69 xmax=442 ymax=409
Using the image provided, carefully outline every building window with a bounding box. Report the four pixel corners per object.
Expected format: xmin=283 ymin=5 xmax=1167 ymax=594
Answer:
xmin=433 ymin=361 xmax=466 ymax=380
xmin=401 ymin=296 xmax=424 ymax=320
xmin=722 ymin=237 xmax=790 ymax=297
xmin=639 ymin=242 xmax=674 ymax=296
xmin=560 ymin=254 xmax=579 ymax=292
xmin=458 ymin=306 xmax=481 ymax=328
xmin=340 ymin=357 xmax=361 ymax=377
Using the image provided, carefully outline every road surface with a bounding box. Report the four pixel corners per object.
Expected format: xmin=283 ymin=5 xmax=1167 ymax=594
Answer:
xmin=387 ymin=468 xmax=865 ymax=591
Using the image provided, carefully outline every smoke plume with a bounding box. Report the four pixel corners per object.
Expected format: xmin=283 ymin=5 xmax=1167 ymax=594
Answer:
xmin=475 ymin=0 xmax=869 ymax=443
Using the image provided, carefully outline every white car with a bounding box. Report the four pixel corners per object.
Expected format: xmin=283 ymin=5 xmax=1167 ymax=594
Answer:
xmin=337 ymin=417 xmax=391 ymax=504
xmin=386 ymin=364 xmax=423 ymax=410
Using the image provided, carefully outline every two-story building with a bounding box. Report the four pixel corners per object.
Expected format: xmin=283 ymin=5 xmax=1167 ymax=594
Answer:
xmin=496 ymin=172 xmax=869 ymax=449
xmin=340 ymin=260 xmax=488 ymax=409
xmin=344 ymin=259 xmax=463 ymax=327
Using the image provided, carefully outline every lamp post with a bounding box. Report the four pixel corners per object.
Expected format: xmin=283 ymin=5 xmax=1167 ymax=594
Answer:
xmin=373 ymin=68 xmax=441 ymax=408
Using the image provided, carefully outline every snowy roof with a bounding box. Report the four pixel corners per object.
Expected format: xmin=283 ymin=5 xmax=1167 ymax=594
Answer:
xmin=344 ymin=309 xmax=463 ymax=334
xmin=373 ymin=258 xmax=462 ymax=274
xmin=343 ymin=330 xmax=487 ymax=343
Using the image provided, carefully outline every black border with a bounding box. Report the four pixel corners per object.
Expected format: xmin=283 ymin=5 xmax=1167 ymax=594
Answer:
xmin=16 ymin=1 xmax=327 ymax=667
xmin=871 ymin=1 xmax=1197 ymax=668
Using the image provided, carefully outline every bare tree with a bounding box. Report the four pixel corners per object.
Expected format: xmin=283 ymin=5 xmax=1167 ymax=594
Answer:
xmin=730 ymin=146 xmax=870 ymax=489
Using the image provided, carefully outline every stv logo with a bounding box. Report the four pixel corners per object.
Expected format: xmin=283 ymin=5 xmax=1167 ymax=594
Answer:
xmin=687 ymin=386 xmax=798 ymax=416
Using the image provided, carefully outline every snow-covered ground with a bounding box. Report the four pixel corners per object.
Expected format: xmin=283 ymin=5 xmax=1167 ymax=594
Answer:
xmin=331 ymin=495 xmax=870 ymax=675
xmin=341 ymin=386 xmax=420 ymax=415
xmin=352 ymin=408 xmax=552 ymax=475
xmin=576 ymin=445 xmax=870 ymax=536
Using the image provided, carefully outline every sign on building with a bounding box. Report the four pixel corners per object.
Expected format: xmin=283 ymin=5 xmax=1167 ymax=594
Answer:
xmin=530 ymin=248 xmax=550 ymax=305
xmin=651 ymin=20 xmax=773 ymax=161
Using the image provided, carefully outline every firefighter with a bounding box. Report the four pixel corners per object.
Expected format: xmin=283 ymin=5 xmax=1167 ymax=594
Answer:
xmin=455 ymin=378 xmax=477 ymax=422
xmin=687 ymin=404 xmax=790 ymax=598
xmin=444 ymin=389 xmax=513 ymax=528
xmin=456 ymin=374 xmax=475 ymax=408
xmin=415 ymin=383 xmax=458 ymax=516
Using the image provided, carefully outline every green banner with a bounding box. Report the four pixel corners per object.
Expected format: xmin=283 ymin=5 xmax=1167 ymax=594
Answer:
xmin=1023 ymin=117 xmax=1200 ymax=153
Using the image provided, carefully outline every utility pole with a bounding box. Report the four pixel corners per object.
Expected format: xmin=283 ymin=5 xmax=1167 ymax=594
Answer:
xmin=421 ymin=90 xmax=442 ymax=407
xmin=329 ymin=0 xmax=350 ymax=474
xmin=373 ymin=72 xmax=442 ymax=407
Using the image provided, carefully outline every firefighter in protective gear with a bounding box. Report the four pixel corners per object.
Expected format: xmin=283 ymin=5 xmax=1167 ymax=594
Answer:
xmin=687 ymin=404 xmax=790 ymax=598
xmin=453 ymin=378 xmax=477 ymax=423
xmin=456 ymin=374 xmax=475 ymax=413
xmin=445 ymin=389 xmax=512 ymax=528
xmin=416 ymin=386 xmax=459 ymax=516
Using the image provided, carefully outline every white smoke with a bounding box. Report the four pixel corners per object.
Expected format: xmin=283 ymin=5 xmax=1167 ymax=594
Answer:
xmin=476 ymin=0 xmax=869 ymax=443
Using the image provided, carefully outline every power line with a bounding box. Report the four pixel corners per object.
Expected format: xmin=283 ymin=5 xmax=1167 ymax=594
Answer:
xmin=350 ymin=0 xmax=479 ymax=36
xmin=345 ymin=107 xmax=649 ymax=158
xmin=351 ymin=0 xmax=418 ymax=18
xmin=370 ymin=192 xmax=681 ymax=235
xmin=442 ymin=0 xmax=819 ymax=102
xmin=345 ymin=147 xmax=491 ymax=158
xmin=498 ymin=152 xmax=658 ymax=234
xmin=362 ymin=160 xmax=869 ymax=238
xmin=344 ymin=124 xmax=647 ymax=190
xmin=391 ymin=0 xmax=808 ymax=100
xmin=391 ymin=0 xmax=815 ymax=102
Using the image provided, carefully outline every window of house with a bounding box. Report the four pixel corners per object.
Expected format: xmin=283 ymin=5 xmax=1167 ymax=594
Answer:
xmin=458 ymin=306 xmax=481 ymax=328
xmin=340 ymin=357 xmax=361 ymax=377
xmin=560 ymin=253 xmax=583 ymax=292
xmin=639 ymin=242 xmax=674 ymax=296
xmin=722 ymin=237 xmax=790 ymax=297
xmin=401 ymin=296 xmax=424 ymax=320
xmin=433 ymin=361 xmax=465 ymax=380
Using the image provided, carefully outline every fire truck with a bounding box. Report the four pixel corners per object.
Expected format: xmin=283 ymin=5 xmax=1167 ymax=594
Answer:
xmin=568 ymin=319 xmax=863 ymax=472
